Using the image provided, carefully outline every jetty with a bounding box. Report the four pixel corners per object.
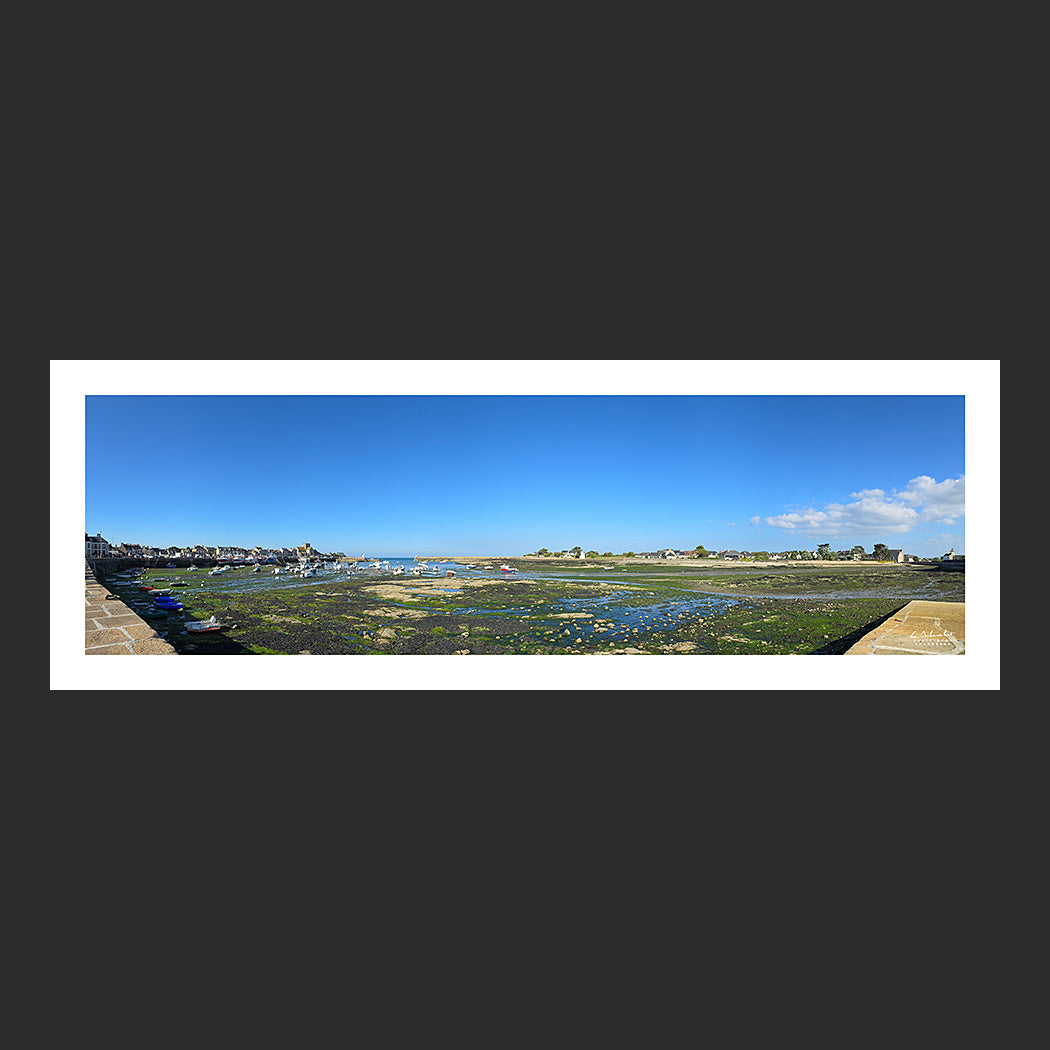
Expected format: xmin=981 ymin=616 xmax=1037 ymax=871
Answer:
xmin=844 ymin=600 xmax=965 ymax=655
xmin=85 ymin=562 xmax=178 ymax=655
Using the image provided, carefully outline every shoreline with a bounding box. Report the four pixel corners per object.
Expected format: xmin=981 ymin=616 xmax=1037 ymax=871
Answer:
xmin=421 ymin=556 xmax=926 ymax=569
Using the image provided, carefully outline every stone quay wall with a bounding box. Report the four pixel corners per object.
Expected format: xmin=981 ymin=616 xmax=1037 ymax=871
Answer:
xmin=88 ymin=557 xmax=217 ymax=574
xmin=85 ymin=562 xmax=178 ymax=655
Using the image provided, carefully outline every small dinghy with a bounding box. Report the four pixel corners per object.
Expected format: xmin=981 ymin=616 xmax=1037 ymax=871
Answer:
xmin=150 ymin=588 xmax=172 ymax=595
xmin=186 ymin=615 xmax=221 ymax=633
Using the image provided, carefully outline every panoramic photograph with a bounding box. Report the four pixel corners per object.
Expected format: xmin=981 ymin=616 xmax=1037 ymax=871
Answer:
xmin=56 ymin=360 xmax=997 ymax=690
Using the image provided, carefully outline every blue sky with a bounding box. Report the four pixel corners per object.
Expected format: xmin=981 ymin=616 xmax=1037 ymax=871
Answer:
xmin=83 ymin=391 xmax=966 ymax=558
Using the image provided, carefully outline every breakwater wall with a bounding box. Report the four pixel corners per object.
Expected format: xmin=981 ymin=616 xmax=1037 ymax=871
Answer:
xmin=87 ymin=556 xmax=314 ymax=575
xmin=84 ymin=561 xmax=178 ymax=655
xmin=844 ymin=600 xmax=965 ymax=655
xmin=89 ymin=557 xmax=217 ymax=574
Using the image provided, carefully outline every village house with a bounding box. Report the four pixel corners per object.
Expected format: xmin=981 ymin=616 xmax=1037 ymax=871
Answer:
xmin=720 ymin=550 xmax=742 ymax=561
xmin=85 ymin=533 xmax=112 ymax=559
xmin=84 ymin=535 xmax=340 ymax=565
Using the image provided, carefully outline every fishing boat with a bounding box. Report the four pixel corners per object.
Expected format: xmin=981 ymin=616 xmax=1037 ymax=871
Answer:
xmin=253 ymin=565 xmax=261 ymax=572
xmin=186 ymin=615 xmax=221 ymax=633
xmin=500 ymin=564 xmax=517 ymax=573
xmin=446 ymin=569 xmax=456 ymax=577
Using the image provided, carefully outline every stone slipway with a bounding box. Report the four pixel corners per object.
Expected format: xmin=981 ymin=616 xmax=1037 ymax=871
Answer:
xmin=845 ymin=600 xmax=965 ymax=655
xmin=85 ymin=563 xmax=177 ymax=655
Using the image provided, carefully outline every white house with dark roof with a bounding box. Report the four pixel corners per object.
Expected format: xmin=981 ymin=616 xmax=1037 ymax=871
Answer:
xmin=85 ymin=533 xmax=111 ymax=559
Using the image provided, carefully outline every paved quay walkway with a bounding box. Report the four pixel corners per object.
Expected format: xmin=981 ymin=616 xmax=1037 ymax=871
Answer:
xmin=85 ymin=563 xmax=178 ymax=655
xmin=845 ymin=600 xmax=965 ymax=655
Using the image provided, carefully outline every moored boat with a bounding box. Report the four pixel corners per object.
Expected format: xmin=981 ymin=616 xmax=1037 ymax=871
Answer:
xmin=186 ymin=615 xmax=221 ymax=633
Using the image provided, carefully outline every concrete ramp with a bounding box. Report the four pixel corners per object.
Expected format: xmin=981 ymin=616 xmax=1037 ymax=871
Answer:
xmin=845 ymin=600 xmax=964 ymax=655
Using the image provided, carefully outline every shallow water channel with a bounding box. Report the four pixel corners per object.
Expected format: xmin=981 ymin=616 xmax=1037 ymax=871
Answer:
xmin=381 ymin=584 xmax=746 ymax=646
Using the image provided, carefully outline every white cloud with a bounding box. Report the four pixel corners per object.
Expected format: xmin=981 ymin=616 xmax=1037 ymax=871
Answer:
xmin=761 ymin=475 xmax=964 ymax=537
xmin=896 ymin=475 xmax=966 ymax=524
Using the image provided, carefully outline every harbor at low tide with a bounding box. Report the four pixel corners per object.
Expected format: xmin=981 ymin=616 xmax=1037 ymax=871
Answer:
xmin=91 ymin=559 xmax=966 ymax=656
